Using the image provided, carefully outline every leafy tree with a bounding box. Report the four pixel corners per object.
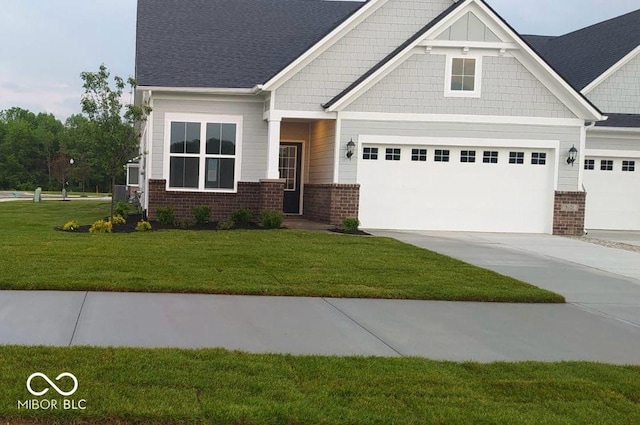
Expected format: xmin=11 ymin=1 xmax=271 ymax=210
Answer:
xmin=80 ymin=64 xmax=151 ymax=219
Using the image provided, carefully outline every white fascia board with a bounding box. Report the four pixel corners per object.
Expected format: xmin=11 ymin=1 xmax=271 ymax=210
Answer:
xmin=326 ymin=0 xmax=474 ymax=112
xmin=358 ymin=134 xmax=560 ymax=150
xmin=588 ymin=126 xmax=640 ymax=134
xmin=264 ymin=110 xmax=338 ymax=121
xmin=582 ymin=45 xmax=640 ymax=95
xmin=261 ymin=0 xmax=389 ymax=91
xmin=472 ymin=1 xmax=603 ymax=121
xmin=585 ymin=149 xmax=640 ymax=158
xmin=137 ymin=86 xmax=259 ymax=95
xmin=340 ymin=111 xmax=584 ymax=127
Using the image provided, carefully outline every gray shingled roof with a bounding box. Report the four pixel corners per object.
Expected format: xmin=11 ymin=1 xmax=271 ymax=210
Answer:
xmin=136 ymin=0 xmax=363 ymax=88
xmin=596 ymin=113 xmax=640 ymax=128
xmin=523 ymin=9 xmax=640 ymax=91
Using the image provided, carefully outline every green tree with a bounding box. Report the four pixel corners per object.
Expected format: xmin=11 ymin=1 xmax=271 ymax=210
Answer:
xmin=80 ymin=64 xmax=151 ymax=219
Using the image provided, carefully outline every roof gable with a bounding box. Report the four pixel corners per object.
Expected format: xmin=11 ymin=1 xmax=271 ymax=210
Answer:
xmin=324 ymin=0 xmax=602 ymax=121
xmin=436 ymin=11 xmax=500 ymax=42
xmin=135 ymin=0 xmax=363 ymax=89
xmin=524 ymin=9 xmax=640 ymax=91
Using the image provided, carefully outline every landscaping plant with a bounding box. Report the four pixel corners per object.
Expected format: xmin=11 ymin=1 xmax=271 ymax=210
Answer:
xmin=192 ymin=205 xmax=211 ymax=225
xmin=342 ymin=217 xmax=360 ymax=233
xmin=260 ymin=209 xmax=283 ymax=229
xmin=156 ymin=206 xmax=175 ymax=225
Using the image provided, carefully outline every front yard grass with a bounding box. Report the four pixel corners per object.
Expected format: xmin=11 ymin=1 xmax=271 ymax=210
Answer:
xmin=1 ymin=346 xmax=639 ymax=424
xmin=0 ymin=201 xmax=563 ymax=302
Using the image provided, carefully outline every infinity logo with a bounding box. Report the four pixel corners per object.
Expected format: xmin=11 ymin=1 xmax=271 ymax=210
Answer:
xmin=26 ymin=373 xmax=79 ymax=397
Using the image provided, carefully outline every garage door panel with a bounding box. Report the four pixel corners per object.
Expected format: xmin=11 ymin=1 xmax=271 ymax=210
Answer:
xmin=358 ymin=146 xmax=555 ymax=233
xmin=584 ymin=157 xmax=640 ymax=230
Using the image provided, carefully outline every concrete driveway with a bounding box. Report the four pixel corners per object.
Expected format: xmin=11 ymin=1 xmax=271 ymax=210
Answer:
xmin=371 ymin=230 xmax=640 ymax=327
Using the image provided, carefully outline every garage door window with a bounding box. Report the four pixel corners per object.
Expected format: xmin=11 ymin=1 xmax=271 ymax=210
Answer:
xmin=363 ymin=147 xmax=378 ymax=160
xmin=531 ymin=152 xmax=546 ymax=165
xmin=601 ymin=160 xmax=613 ymax=171
xmin=434 ymin=149 xmax=450 ymax=162
xmin=509 ymin=152 xmax=524 ymax=164
xmin=584 ymin=159 xmax=595 ymax=170
xmin=386 ymin=148 xmax=401 ymax=161
xmin=460 ymin=150 xmax=476 ymax=163
xmin=483 ymin=151 xmax=498 ymax=164
xmin=623 ymin=160 xmax=635 ymax=172
xmin=411 ymin=149 xmax=427 ymax=162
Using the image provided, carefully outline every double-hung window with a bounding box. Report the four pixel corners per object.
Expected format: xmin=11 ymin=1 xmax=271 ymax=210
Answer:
xmin=166 ymin=114 xmax=242 ymax=191
xmin=445 ymin=55 xmax=482 ymax=98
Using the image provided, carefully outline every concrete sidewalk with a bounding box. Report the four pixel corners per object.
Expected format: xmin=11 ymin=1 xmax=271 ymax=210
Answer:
xmin=1 ymin=290 xmax=640 ymax=364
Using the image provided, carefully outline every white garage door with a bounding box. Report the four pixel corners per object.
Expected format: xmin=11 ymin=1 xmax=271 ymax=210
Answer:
xmin=357 ymin=144 xmax=555 ymax=233
xmin=584 ymin=156 xmax=640 ymax=230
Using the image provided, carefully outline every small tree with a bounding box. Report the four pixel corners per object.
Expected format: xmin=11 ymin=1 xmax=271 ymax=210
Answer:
xmin=50 ymin=147 xmax=74 ymax=198
xmin=80 ymin=64 xmax=151 ymax=219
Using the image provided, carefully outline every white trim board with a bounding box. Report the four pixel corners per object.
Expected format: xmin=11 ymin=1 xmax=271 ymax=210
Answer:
xmin=585 ymin=149 xmax=640 ymax=158
xmin=357 ymin=135 xmax=560 ymax=150
xmin=582 ymin=45 xmax=640 ymax=95
xmin=340 ymin=111 xmax=584 ymax=127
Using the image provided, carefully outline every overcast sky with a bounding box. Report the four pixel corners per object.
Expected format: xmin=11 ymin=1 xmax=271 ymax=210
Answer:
xmin=1 ymin=0 xmax=638 ymax=120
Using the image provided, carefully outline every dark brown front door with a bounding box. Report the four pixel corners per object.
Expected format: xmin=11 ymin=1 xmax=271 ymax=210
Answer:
xmin=279 ymin=142 xmax=302 ymax=214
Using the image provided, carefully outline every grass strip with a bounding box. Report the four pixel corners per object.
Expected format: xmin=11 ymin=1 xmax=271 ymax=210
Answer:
xmin=0 ymin=346 xmax=638 ymax=424
xmin=0 ymin=201 xmax=563 ymax=303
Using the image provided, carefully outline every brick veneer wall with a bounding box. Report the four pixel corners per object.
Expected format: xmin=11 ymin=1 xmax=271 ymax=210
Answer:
xmin=553 ymin=191 xmax=586 ymax=236
xmin=303 ymin=184 xmax=360 ymax=226
xmin=147 ymin=179 xmax=284 ymax=221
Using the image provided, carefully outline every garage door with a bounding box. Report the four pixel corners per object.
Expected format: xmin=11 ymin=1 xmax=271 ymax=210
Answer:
xmin=357 ymin=144 xmax=555 ymax=233
xmin=584 ymin=156 xmax=640 ymax=230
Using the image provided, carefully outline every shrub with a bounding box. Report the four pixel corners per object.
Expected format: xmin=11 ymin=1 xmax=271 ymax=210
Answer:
xmin=114 ymin=200 xmax=130 ymax=218
xmin=156 ymin=207 xmax=175 ymax=225
xmin=217 ymin=219 xmax=235 ymax=230
xmin=110 ymin=214 xmax=126 ymax=225
xmin=260 ymin=209 xmax=283 ymax=229
xmin=89 ymin=219 xmax=113 ymax=234
xmin=192 ymin=205 xmax=211 ymax=225
xmin=176 ymin=218 xmax=195 ymax=229
xmin=135 ymin=220 xmax=152 ymax=232
xmin=342 ymin=217 xmax=360 ymax=233
xmin=62 ymin=220 xmax=79 ymax=231
xmin=231 ymin=208 xmax=252 ymax=226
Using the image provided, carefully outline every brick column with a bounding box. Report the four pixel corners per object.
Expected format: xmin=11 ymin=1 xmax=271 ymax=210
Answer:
xmin=259 ymin=179 xmax=285 ymax=212
xmin=553 ymin=191 xmax=586 ymax=236
xmin=303 ymin=184 xmax=360 ymax=226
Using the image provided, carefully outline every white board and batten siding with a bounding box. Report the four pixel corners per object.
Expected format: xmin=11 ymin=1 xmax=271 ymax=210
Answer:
xmin=339 ymin=120 xmax=582 ymax=233
xmin=149 ymin=94 xmax=268 ymax=183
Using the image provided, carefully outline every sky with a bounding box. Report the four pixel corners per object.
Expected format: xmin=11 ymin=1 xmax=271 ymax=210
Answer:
xmin=0 ymin=0 xmax=638 ymax=120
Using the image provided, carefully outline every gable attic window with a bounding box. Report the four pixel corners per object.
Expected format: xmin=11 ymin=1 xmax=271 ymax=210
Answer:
xmin=165 ymin=114 xmax=242 ymax=192
xmin=445 ymin=55 xmax=482 ymax=98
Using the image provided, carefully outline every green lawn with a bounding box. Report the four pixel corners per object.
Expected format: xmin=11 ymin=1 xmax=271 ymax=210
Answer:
xmin=1 ymin=346 xmax=638 ymax=424
xmin=0 ymin=201 xmax=563 ymax=302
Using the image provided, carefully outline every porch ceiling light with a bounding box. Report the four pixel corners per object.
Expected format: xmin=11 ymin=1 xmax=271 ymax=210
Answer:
xmin=566 ymin=145 xmax=578 ymax=166
xmin=346 ymin=139 xmax=356 ymax=160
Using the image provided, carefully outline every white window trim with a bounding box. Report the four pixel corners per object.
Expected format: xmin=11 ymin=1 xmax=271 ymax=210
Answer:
xmin=444 ymin=54 xmax=483 ymax=98
xmin=126 ymin=164 xmax=140 ymax=187
xmin=163 ymin=113 xmax=243 ymax=193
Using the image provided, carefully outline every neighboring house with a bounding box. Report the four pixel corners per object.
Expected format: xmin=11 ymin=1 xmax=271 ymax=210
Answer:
xmin=525 ymin=9 xmax=640 ymax=231
xmin=134 ymin=0 xmax=639 ymax=235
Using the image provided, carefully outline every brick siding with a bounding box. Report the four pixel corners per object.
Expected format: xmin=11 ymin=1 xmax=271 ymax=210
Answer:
xmin=303 ymin=184 xmax=360 ymax=226
xmin=553 ymin=191 xmax=586 ymax=236
xmin=147 ymin=179 xmax=284 ymax=221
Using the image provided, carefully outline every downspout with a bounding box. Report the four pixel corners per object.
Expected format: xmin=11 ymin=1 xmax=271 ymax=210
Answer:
xmin=579 ymin=120 xmax=598 ymax=192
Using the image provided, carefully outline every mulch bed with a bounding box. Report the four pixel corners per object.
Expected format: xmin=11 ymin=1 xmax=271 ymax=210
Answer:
xmin=56 ymin=214 xmax=371 ymax=235
xmin=56 ymin=214 xmax=262 ymax=233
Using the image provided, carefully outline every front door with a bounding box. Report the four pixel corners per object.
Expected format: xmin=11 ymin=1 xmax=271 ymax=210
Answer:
xmin=279 ymin=142 xmax=302 ymax=214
